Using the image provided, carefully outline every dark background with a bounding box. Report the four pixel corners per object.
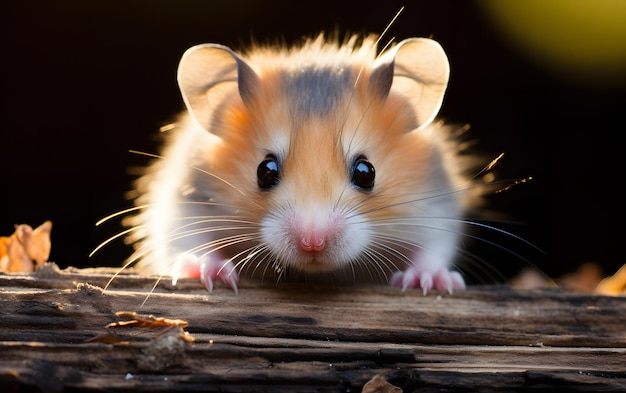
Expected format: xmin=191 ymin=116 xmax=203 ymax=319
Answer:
xmin=2 ymin=0 xmax=624 ymax=281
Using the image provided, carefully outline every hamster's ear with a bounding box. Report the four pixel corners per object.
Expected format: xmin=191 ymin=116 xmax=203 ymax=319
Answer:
xmin=369 ymin=38 xmax=450 ymax=129
xmin=177 ymin=44 xmax=259 ymax=132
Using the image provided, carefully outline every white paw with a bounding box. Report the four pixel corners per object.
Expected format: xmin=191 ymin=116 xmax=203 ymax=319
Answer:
xmin=171 ymin=253 xmax=239 ymax=294
xmin=391 ymin=266 xmax=465 ymax=295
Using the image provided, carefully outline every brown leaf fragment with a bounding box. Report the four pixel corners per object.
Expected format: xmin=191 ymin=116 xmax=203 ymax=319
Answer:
xmin=107 ymin=311 xmax=189 ymax=329
xmin=0 ymin=220 xmax=52 ymax=273
xmin=596 ymin=263 xmax=626 ymax=295
xmin=84 ymin=333 xmax=129 ymax=344
xmin=104 ymin=311 xmax=195 ymax=343
xmin=362 ymin=375 xmax=401 ymax=393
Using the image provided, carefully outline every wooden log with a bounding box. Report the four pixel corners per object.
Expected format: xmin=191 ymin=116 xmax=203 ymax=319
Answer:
xmin=1 ymin=263 xmax=625 ymax=392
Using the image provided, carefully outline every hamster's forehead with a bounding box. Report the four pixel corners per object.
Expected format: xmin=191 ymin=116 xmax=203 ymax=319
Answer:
xmin=283 ymin=67 xmax=353 ymax=117
xmin=252 ymin=78 xmax=377 ymax=156
xmin=247 ymin=72 xmax=411 ymax=168
xmin=245 ymin=35 xmax=380 ymax=118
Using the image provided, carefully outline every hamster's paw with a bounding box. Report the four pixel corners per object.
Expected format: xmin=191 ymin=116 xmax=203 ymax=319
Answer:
xmin=171 ymin=253 xmax=239 ymax=294
xmin=200 ymin=256 xmax=239 ymax=294
xmin=390 ymin=266 xmax=465 ymax=295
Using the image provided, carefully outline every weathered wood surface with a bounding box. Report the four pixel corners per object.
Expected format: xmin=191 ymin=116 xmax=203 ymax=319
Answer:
xmin=1 ymin=263 xmax=625 ymax=392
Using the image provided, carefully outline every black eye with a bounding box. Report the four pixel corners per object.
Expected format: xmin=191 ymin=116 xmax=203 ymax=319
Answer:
xmin=351 ymin=155 xmax=375 ymax=191
xmin=257 ymin=154 xmax=280 ymax=189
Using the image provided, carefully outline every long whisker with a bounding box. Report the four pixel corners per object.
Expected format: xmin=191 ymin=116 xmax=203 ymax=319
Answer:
xmin=93 ymin=213 xmax=259 ymax=260
xmin=234 ymin=243 xmax=267 ymax=273
xmin=128 ymin=150 xmax=260 ymax=207
xmin=166 ymin=218 xmax=261 ymax=235
xmin=103 ymin=254 xmax=142 ymax=292
xmin=348 ymin=177 xmax=526 ymax=219
xmin=190 ymin=233 xmax=263 ymax=259
xmin=363 ymin=243 xmax=405 ymax=278
xmin=95 ymin=205 xmax=148 ymax=226
xmin=369 ymin=225 xmax=537 ymax=285
xmin=366 ymin=216 xmax=544 ymax=253
xmin=140 ymin=277 xmax=165 ymax=307
xmin=342 ymin=7 xmax=404 ymax=164
xmin=370 ymin=229 xmax=489 ymax=282
xmin=370 ymin=220 xmax=543 ymax=275
xmin=351 ymin=249 xmax=384 ymax=282
xmin=227 ymin=243 xmax=270 ymax=276
xmin=92 ymin=214 xmax=263 ymax=266
xmin=455 ymin=248 xmax=509 ymax=285
xmin=353 ymin=6 xmax=404 ymax=89
xmin=369 ymin=235 xmax=414 ymax=263
xmin=471 ymin=152 xmax=505 ymax=180
xmin=95 ymin=199 xmax=264 ymax=228
xmin=89 ymin=225 xmax=145 ymax=258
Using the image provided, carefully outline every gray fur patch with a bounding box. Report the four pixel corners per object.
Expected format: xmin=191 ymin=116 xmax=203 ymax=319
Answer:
xmin=284 ymin=67 xmax=352 ymax=116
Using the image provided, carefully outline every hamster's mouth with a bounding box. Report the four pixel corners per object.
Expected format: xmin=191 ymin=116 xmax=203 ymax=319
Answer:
xmin=302 ymin=261 xmax=337 ymax=272
xmin=292 ymin=253 xmax=338 ymax=273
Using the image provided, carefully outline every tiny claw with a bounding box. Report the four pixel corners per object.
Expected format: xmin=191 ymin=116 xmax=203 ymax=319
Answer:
xmin=419 ymin=273 xmax=434 ymax=296
xmin=390 ymin=266 xmax=465 ymax=295
xmin=199 ymin=256 xmax=239 ymax=294
xmin=221 ymin=269 xmax=239 ymax=295
xmin=449 ymin=271 xmax=466 ymax=293
xmin=401 ymin=269 xmax=415 ymax=292
xmin=432 ymin=269 xmax=467 ymax=294
xmin=432 ymin=268 xmax=453 ymax=294
xmin=199 ymin=265 xmax=214 ymax=293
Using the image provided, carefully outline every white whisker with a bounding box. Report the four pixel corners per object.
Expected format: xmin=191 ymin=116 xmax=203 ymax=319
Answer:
xmin=230 ymin=243 xmax=270 ymax=275
xmin=129 ymin=150 xmax=242 ymax=197
xmin=367 ymin=217 xmax=547 ymax=283
xmin=366 ymin=216 xmax=543 ymax=253
xmin=357 ymin=246 xmax=399 ymax=282
xmin=89 ymin=225 xmax=145 ymax=258
xmin=140 ymin=277 xmax=165 ymax=308
xmin=353 ymin=6 xmax=404 ymax=89
xmin=368 ymin=235 xmax=414 ymax=264
xmin=470 ymin=152 xmax=505 ymax=181
xmin=455 ymin=248 xmax=508 ymax=285
xmin=102 ymin=252 xmax=143 ymax=292
xmin=190 ymin=234 xmax=262 ymax=258
xmin=96 ymin=205 xmax=148 ymax=226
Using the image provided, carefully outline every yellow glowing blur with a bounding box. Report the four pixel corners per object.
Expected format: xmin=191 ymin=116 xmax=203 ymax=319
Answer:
xmin=481 ymin=0 xmax=626 ymax=87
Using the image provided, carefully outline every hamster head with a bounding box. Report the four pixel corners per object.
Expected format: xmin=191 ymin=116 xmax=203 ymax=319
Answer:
xmin=173 ymin=34 xmax=467 ymax=279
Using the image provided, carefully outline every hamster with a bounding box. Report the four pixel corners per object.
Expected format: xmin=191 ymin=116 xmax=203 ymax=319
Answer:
xmin=125 ymin=34 xmax=484 ymax=295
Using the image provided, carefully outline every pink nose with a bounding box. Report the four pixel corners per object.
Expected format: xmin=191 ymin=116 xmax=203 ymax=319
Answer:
xmin=299 ymin=232 xmax=326 ymax=252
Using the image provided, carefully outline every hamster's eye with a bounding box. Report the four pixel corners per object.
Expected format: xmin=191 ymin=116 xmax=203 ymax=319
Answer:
xmin=257 ymin=154 xmax=280 ymax=189
xmin=351 ymin=155 xmax=375 ymax=191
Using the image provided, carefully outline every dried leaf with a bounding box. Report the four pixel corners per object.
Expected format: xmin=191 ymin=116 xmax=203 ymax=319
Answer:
xmin=105 ymin=311 xmax=195 ymax=343
xmin=0 ymin=221 xmax=52 ymax=273
xmin=362 ymin=375 xmax=401 ymax=393
xmin=596 ymin=263 xmax=626 ymax=295
xmin=85 ymin=333 xmax=129 ymax=344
